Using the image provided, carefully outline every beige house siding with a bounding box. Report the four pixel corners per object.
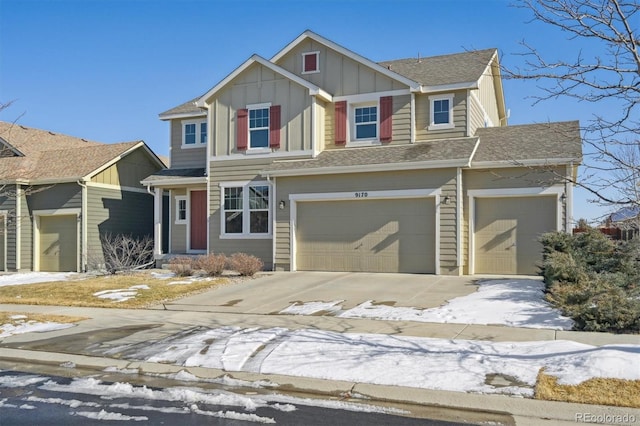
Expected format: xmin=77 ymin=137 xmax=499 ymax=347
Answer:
xmin=415 ymin=91 xmax=468 ymax=140
xmin=275 ymin=168 xmax=459 ymax=274
xmin=274 ymin=38 xmax=407 ymax=96
xmin=468 ymin=92 xmax=487 ymax=136
xmin=91 ymin=149 xmax=161 ymax=189
xmin=477 ymin=66 xmax=501 ymax=126
xmin=170 ymin=188 xmax=187 ymax=253
xmin=170 ymin=119 xmax=207 ymax=169
xmin=211 ymin=62 xmax=312 ymax=157
xmin=86 ymin=186 xmax=154 ymax=269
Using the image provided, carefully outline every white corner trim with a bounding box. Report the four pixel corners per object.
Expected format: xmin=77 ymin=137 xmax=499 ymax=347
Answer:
xmin=0 ymin=210 xmax=7 ymax=272
xmin=15 ymin=184 xmax=21 ymax=270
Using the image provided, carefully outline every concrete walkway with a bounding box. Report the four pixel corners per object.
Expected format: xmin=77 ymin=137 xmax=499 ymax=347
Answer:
xmin=1 ymin=271 xmax=639 ymax=425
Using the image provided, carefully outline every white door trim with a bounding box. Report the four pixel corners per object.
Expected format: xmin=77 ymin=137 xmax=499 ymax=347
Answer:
xmin=467 ymin=187 xmax=563 ymax=275
xmin=32 ymin=208 xmax=81 ymax=272
xmin=288 ymin=188 xmax=442 ymax=274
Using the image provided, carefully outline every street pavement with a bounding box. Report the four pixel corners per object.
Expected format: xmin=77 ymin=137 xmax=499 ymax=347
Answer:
xmin=1 ymin=271 xmax=639 ymax=425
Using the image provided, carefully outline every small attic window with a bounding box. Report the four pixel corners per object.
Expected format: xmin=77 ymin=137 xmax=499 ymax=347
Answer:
xmin=302 ymin=51 xmax=319 ymax=74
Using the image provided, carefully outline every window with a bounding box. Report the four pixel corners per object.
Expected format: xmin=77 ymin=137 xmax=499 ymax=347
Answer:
xmin=249 ymin=107 xmax=269 ymax=148
xmin=175 ymin=196 xmax=187 ymax=224
xmin=428 ymin=94 xmax=454 ymax=130
xmin=354 ymin=105 xmax=377 ymax=139
xmin=182 ymin=119 xmax=207 ymax=146
xmin=302 ymin=51 xmax=319 ymax=74
xmin=222 ymin=183 xmax=270 ymax=236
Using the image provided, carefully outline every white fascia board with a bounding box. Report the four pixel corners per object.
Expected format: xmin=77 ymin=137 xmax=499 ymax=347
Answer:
xmin=469 ymin=158 xmax=579 ymax=168
xmin=467 ymin=186 xmax=563 ymax=198
xmin=158 ymin=111 xmax=207 ymax=121
xmin=262 ymin=159 xmax=469 ymax=178
xmin=420 ymin=81 xmax=478 ymax=93
xmin=196 ymin=55 xmax=332 ymax=107
xmin=140 ymin=177 xmax=207 ymax=187
xmin=16 ymin=177 xmax=80 ymax=185
xmin=271 ymin=30 xmax=420 ymax=91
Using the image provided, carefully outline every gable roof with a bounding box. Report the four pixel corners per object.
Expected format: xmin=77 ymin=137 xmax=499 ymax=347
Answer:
xmin=0 ymin=121 xmax=162 ymax=183
xmin=159 ymin=97 xmax=205 ymax=120
xmin=471 ymin=121 xmax=582 ymax=166
xmin=379 ymin=49 xmax=498 ymax=90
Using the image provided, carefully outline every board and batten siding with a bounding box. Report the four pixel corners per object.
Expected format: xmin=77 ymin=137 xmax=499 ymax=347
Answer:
xmin=274 ymin=38 xmax=407 ymax=97
xmin=170 ymin=119 xmax=207 ymax=169
xmin=275 ymin=168 xmax=459 ymax=274
xmin=86 ymin=186 xmax=154 ymax=269
xmin=211 ymin=62 xmax=312 ymax=157
xmin=415 ymin=91 xmax=468 ymax=140
xmin=0 ymin=195 xmax=16 ymax=270
xmin=91 ymin=149 xmax=161 ymax=189
xmin=208 ymin=158 xmax=284 ymax=268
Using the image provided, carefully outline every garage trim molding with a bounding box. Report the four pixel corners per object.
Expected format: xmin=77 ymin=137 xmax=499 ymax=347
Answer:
xmin=0 ymin=210 xmax=7 ymax=272
xmin=288 ymin=188 xmax=442 ymax=273
xmin=467 ymin=187 xmax=563 ymax=275
xmin=32 ymin=208 xmax=81 ymax=272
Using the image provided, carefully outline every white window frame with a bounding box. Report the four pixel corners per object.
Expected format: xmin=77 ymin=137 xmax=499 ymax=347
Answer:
xmin=247 ymin=102 xmax=271 ymax=151
xmin=301 ymin=51 xmax=320 ymax=74
xmin=220 ymin=181 xmax=272 ymax=239
xmin=181 ymin=119 xmax=207 ymax=148
xmin=175 ymin=196 xmax=187 ymax=224
xmin=428 ymin=94 xmax=455 ymax=130
xmin=348 ymin=101 xmax=380 ymax=146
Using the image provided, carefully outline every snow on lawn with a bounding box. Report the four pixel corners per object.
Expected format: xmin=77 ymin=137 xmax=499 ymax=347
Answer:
xmin=0 ymin=315 xmax=75 ymax=338
xmin=0 ymin=272 xmax=77 ymax=287
xmin=126 ymin=326 xmax=640 ymax=397
xmin=93 ymin=285 xmax=150 ymax=302
xmin=280 ymin=279 xmax=574 ymax=330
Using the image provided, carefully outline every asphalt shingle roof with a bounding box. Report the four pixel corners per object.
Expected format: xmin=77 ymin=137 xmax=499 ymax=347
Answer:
xmin=159 ymin=97 xmax=204 ymax=118
xmin=142 ymin=167 xmax=206 ymax=182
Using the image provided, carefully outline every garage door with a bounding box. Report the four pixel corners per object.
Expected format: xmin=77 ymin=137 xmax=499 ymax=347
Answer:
xmin=474 ymin=196 xmax=557 ymax=275
xmin=39 ymin=215 xmax=78 ymax=272
xmin=296 ymin=198 xmax=435 ymax=273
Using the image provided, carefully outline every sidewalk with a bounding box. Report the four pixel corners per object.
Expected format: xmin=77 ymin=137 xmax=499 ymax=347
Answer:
xmin=1 ymin=302 xmax=639 ymax=425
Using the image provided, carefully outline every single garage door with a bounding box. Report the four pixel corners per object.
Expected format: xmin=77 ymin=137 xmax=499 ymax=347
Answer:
xmin=39 ymin=215 xmax=78 ymax=272
xmin=296 ymin=198 xmax=435 ymax=273
xmin=474 ymin=196 xmax=557 ymax=275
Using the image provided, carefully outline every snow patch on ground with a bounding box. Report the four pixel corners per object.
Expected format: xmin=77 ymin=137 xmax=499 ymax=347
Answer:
xmin=93 ymin=285 xmax=150 ymax=302
xmin=0 ymin=321 xmax=75 ymax=338
xmin=0 ymin=272 xmax=77 ymax=287
xmin=279 ymin=300 xmax=343 ymax=315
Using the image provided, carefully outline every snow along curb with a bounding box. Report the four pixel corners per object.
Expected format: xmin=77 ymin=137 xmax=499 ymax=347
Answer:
xmin=2 ymin=348 xmax=639 ymax=425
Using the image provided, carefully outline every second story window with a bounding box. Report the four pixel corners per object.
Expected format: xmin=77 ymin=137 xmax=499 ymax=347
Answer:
xmin=302 ymin=51 xmax=320 ymax=74
xmin=354 ymin=105 xmax=377 ymax=140
xmin=428 ymin=94 xmax=455 ymax=130
xmin=249 ymin=107 xmax=269 ymax=148
xmin=182 ymin=119 xmax=207 ymax=147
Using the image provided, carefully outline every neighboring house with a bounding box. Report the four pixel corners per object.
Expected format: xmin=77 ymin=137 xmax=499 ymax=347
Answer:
xmin=0 ymin=122 xmax=166 ymax=272
xmin=142 ymin=30 xmax=582 ymax=275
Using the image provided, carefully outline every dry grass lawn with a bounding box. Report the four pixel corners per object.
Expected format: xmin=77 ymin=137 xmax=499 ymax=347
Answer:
xmin=0 ymin=271 xmax=229 ymax=309
xmin=535 ymin=369 xmax=640 ymax=408
xmin=0 ymin=312 xmax=88 ymax=330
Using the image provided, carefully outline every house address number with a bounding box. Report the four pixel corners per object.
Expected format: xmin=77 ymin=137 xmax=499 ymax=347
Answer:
xmin=354 ymin=192 xmax=369 ymax=198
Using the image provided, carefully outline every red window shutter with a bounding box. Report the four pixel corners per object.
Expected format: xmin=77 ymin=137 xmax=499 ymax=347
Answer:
xmin=380 ymin=96 xmax=393 ymax=142
xmin=334 ymin=101 xmax=347 ymax=145
xmin=269 ymin=105 xmax=281 ymax=148
xmin=236 ymin=109 xmax=248 ymax=151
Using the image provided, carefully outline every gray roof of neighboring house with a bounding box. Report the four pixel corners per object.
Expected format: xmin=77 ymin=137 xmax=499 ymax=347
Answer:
xmin=141 ymin=167 xmax=206 ymax=183
xmin=472 ymin=121 xmax=582 ymax=164
xmin=264 ymin=138 xmax=479 ymax=174
xmin=378 ymin=48 xmax=497 ymax=87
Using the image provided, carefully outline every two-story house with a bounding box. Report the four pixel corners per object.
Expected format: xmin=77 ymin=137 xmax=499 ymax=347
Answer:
xmin=142 ymin=30 xmax=582 ymax=276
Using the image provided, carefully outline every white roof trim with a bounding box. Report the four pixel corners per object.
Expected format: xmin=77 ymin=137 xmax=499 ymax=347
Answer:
xmin=271 ymin=30 xmax=421 ymax=91
xmin=141 ymin=176 xmax=207 ymax=186
xmin=158 ymin=111 xmax=207 ymax=121
xmin=470 ymin=158 xmax=581 ymax=168
xmin=420 ymin=81 xmax=478 ymax=93
xmin=196 ymin=55 xmax=332 ymax=107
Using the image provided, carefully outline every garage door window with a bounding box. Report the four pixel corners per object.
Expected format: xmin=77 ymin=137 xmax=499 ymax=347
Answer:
xmin=223 ymin=183 xmax=270 ymax=236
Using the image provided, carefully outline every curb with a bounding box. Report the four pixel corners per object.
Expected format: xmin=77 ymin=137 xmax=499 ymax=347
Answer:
xmin=2 ymin=348 xmax=639 ymax=425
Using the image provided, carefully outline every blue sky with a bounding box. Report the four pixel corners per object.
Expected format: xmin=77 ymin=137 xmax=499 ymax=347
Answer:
xmin=0 ymin=0 xmax=612 ymax=221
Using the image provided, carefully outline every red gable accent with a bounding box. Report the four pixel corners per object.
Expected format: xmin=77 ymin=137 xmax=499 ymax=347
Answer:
xmin=380 ymin=96 xmax=393 ymax=142
xmin=334 ymin=101 xmax=347 ymax=145
xmin=236 ymin=109 xmax=248 ymax=151
xmin=269 ymin=105 xmax=281 ymax=148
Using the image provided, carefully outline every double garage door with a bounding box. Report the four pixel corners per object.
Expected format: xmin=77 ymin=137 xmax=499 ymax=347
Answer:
xmin=296 ymin=198 xmax=436 ymax=273
xmin=38 ymin=215 xmax=78 ymax=272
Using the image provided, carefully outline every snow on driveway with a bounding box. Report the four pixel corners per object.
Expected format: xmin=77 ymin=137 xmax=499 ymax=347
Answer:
xmin=282 ymin=279 xmax=574 ymax=330
xmin=127 ymin=326 xmax=640 ymax=397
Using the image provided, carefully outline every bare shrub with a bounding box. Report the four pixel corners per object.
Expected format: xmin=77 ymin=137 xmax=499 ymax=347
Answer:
xmin=194 ymin=253 xmax=227 ymax=277
xmin=228 ymin=253 xmax=264 ymax=277
xmin=168 ymin=257 xmax=194 ymax=277
xmin=100 ymin=233 xmax=154 ymax=274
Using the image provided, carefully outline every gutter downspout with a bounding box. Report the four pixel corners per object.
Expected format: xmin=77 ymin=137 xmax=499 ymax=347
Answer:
xmin=77 ymin=179 xmax=88 ymax=272
xmin=146 ymin=184 xmax=162 ymax=258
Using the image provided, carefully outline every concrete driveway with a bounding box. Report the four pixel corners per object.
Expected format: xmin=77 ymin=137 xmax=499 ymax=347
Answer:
xmin=161 ymin=272 xmax=479 ymax=314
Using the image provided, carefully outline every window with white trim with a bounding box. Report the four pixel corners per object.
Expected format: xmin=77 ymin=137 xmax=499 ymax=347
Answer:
xmin=428 ymin=94 xmax=454 ymax=130
xmin=352 ymin=103 xmax=378 ymax=141
xmin=302 ymin=51 xmax=319 ymax=74
xmin=175 ymin=196 xmax=187 ymax=224
xmin=182 ymin=119 xmax=207 ymax=146
xmin=222 ymin=183 xmax=270 ymax=236
xmin=248 ymin=106 xmax=269 ymax=149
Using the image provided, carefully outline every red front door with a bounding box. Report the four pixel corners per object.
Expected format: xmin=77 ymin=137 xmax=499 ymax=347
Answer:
xmin=190 ymin=190 xmax=207 ymax=250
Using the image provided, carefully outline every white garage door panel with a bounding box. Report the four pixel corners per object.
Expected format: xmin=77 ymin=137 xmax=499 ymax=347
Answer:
xmin=475 ymin=196 xmax=556 ymax=275
xmin=296 ymin=198 xmax=435 ymax=273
